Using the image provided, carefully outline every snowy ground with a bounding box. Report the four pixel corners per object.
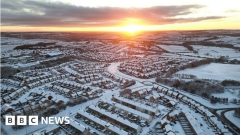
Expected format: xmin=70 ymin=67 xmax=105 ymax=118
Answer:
xmin=207 ymin=36 xmax=240 ymax=47
xmin=1 ymin=37 xmax=61 ymax=46
xmin=1 ymin=45 xmax=20 ymax=52
xmin=212 ymin=89 xmax=240 ymax=100
xmin=176 ymin=63 xmax=240 ymax=81
xmin=224 ymin=111 xmax=240 ymax=128
xmin=180 ymin=45 xmax=240 ymax=59
xmin=177 ymin=90 xmax=240 ymax=109
xmin=216 ymin=110 xmax=224 ymax=115
xmin=158 ymin=45 xmax=190 ymax=53
xmin=161 ymin=53 xmax=203 ymax=60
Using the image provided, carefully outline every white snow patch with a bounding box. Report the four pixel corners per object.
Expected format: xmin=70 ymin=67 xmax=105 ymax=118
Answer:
xmin=224 ymin=110 xmax=240 ymax=128
xmin=176 ymin=63 xmax=240 ymax=81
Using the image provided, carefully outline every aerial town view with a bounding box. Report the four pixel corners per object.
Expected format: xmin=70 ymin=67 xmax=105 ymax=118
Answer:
xmin=1 ymin=0 xmax=240 ymax=135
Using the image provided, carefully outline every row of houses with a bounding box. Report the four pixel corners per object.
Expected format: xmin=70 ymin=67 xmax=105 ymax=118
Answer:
xmin=15 ymin=61 xmax=73 ymax=78
xmin=68 ymin=62 xmax=107 ymax=75
xmin=91 ymin=79 xmax=117 ymax=89
xmin=153 ymin=85 xmax=232 ymax=135
xmin=69 ymin=62 xmax=106 ymax=70
xmin=76 ymin=73 xmax=100 ymax=80
xmin=112 ymin=95 xmax=160 ymax=116
xmin=78 ymin=76 xmax=103 ymax=84
xmin=46 ymin=83 xmax=103 ymax=98
xmin=87 ymin=104 xmax=141 ymax=134
xmin=1 ymin=93 xmax=64 ymax=119
xmin=118 ymin=56 xmax=198 ymax=79
xmin=81 ymin=52 xmax=134 ymax=62
xmin=99 ymin=100 xmax=153 ymax=124
xmin=58 ymin=119 xmax=91 ymax=135
xmin=3 ymin=86 xmax=29 ymax=102
xmin=102 ymin=71 xmax=129 ymax=84
xmin=26 ymin=74 xmax=70 ymax=89
xmin=1 ymin=79 xmax=23 ymax=87
xmin=14 ymin=74 xmax=52 ymax=83
xmin=1 ymin=86 xmax=16 ymax=96
xmin=75 ymin=110 xmax=129 ymax=135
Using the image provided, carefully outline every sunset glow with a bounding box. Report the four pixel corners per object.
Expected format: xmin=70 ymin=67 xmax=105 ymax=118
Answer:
xmin=1 ymin=0 xmax=240 ymax=32
xmin=121 ymin=24 xmax=143 ymax=33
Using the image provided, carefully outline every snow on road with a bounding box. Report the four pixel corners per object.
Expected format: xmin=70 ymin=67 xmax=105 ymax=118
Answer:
xmin=224 ymin=111 xmax=240 ymax=128
xmin=107 ymin=62 xmax=155 ymax=82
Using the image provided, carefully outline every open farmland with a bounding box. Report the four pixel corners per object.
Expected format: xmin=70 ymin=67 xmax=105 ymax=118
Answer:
xmin=179 ymin=45 xmax=240 ymax=59
xmin=158 ymin=45 xmax=190 ymax=53
xmin=176 ymin=63 xmax=240 ymax=81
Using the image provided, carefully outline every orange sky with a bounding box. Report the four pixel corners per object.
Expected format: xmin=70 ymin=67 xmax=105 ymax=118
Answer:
xmin=1 ymin=0 xmax=240 ymax=32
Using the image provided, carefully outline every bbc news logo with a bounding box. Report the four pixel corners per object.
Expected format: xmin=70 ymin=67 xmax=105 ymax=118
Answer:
xmin=6 ymin=116 xmax=70 ymax=125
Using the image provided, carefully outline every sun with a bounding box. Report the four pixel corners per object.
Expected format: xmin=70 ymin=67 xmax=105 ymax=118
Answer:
xmin=122 ymin=23 xmax=142 ymax=33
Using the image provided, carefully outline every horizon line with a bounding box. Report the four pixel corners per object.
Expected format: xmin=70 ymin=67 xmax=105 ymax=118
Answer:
xmin=2 ymin=29 xmax=240 ymax=33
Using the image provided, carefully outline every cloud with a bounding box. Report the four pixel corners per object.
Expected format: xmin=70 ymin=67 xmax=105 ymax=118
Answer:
xmin=1 ymin=0 xmax=224 ymax=27
xmin=225 ymin=9 xmax=240 ymax=13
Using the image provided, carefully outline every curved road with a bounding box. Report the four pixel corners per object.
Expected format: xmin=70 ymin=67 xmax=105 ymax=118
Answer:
xmin=220 ymin=109 xmax=240 ymax=133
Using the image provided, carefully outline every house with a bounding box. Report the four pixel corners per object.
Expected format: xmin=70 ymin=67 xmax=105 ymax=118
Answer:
xmin=167 ymin=91 xmax=173 ymax=96
xmin=135 ymin=90 xmax=147 ymax=97
xmin=171 ymin=92 xmax=178 ymax=98
xmin=167 ymin=100 xmax=177 ymax=107
xmin=167 ymin=110 xmax=180 ymax=122
xmin=44 ymin=124 xmax=60 ymax=135
xmin=51 ymin=97 xmax=64 ymax=105
xmin=164 ymin=124 xmax=173 ymax=134
xmin=160 ymin=118 xmax=169 ymax=128
xmin=149 ymin=95 xmax=160 ymax=102
xmin=106 ymin=100 xmax=153 ymax=123
xmin=88 ymin=105 xmax=141 ymax=134
xmin=9 ymin=92 xmax=19 ymax=100
xmin=1 ymin=104 xmax=14 ymax=114
xmin=182 ymin=110 xmax=205 ymax=135
xmin=181 ymin=97 xmax=190 ymax=104
xmin=112 ymin=96 xmax=159 ymax=116
xmin=71 ymin=93 xmax=78 ymax=99
xmin=177 ymin=94 xmax=184 ymax=100
xmin=2 ymin=97 xmax=11 ymax=103
xmin=197 ymin=106 xmax=206 ymax=114
xmin=158 ymin=93 xmax=164 ymax=99
xmin=23 ymin=105 xmax=34 ymax=115
xmin=162 ymin=88 xmax=168 ymax=94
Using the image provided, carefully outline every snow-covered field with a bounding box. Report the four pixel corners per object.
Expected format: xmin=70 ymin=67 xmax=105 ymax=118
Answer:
xmin=176 ymin=63 xmax=240 ymax=81
xmin=208 ymin=36 xmax=240 ymax=47
xmin=212 ymin=89 xmax=240 ymax=100
xmin=0 ymin=37 xmax=70 ymax=53
xmin=1 ymin=37 xmax=59 ymax=46
xmin=170 ymin=87 xmax=240 ymax=109
xmin=158 ymin=45 xmax=190 ymax=53
xmin=224 ymin=110 xmax=240 ymax=128
xmin=1 ymin=45 xmax=19 ymax=52
xmin=161 ymin=53 xmax=203 ymax=60
xmin=180 ymin=45 xmax=240 ymax=59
